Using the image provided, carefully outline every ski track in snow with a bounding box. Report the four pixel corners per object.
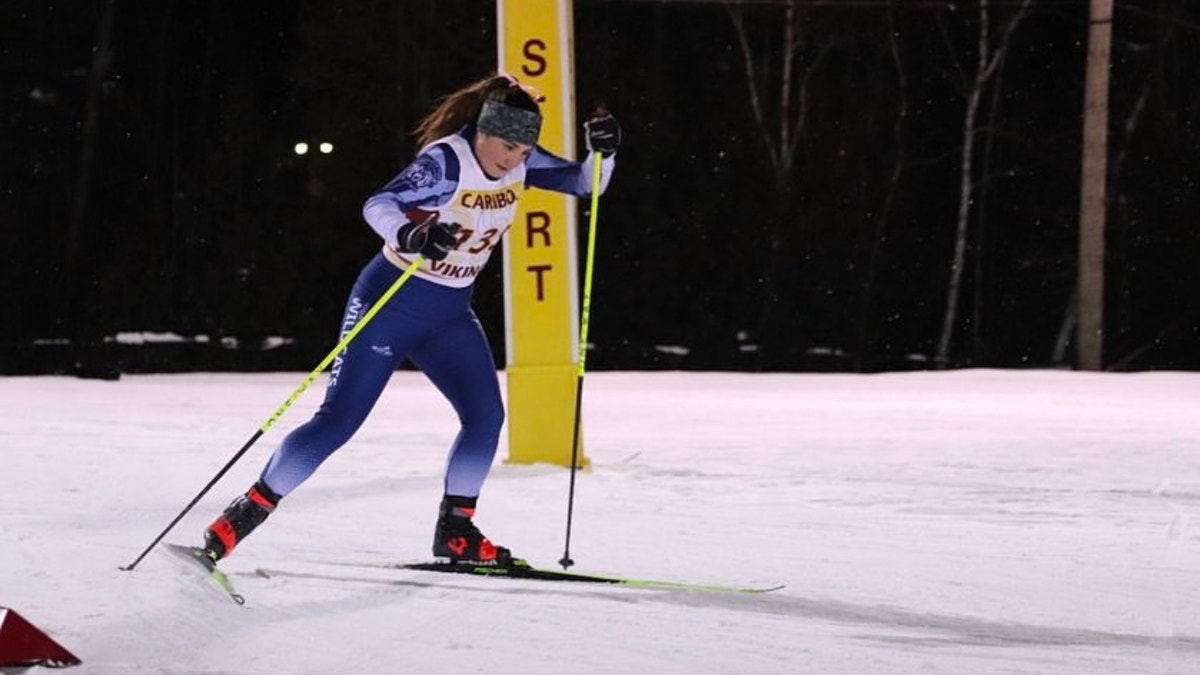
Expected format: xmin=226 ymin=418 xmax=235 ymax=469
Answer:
xmin=1 ymin=370 xmax=1198 ymax=674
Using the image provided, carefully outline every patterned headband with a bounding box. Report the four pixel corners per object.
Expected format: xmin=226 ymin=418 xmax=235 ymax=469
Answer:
xmin=477 ymin=99 xmax=542 ymax=146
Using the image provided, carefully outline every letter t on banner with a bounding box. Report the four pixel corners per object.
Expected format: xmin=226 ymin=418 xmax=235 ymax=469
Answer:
xmin=497 ymin=0 xmax=587 ymax=468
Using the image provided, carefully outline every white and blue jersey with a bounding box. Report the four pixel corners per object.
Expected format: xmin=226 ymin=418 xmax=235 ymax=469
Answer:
xmin=258 ymin=125 xmax=614 ymax=500
xmin=363 ymin=126 xmax=613 ymax=287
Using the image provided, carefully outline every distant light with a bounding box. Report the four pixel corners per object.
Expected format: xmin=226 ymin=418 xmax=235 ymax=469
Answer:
xmin=319 ymin=142 xmax=334 ymax=154
xmin=294 ymin=142 xmax=309 ymax=155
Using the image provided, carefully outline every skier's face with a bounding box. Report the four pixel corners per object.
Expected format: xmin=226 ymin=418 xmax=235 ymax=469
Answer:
xmin=474 ymin=133 xmax=533 ymax=179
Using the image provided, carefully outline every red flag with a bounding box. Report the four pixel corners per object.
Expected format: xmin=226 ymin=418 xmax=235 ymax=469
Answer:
xmin=0 ymin=607 xmax=82 ymax=668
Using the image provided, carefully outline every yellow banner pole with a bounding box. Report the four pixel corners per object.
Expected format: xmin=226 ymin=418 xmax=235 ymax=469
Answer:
xmin=497 ymin=0 xmax=586 ymax=467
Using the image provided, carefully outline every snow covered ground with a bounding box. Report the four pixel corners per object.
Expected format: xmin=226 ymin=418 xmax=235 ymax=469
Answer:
xmin=2 ymin=369 xmax=1199 ymax=674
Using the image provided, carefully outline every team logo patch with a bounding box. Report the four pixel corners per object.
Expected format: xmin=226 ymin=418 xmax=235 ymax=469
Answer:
xmin=394 ymin=154 xmax=442 ymax=192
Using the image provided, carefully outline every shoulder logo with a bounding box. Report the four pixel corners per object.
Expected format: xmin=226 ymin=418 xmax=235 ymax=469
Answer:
xmin=394 ymin=154 xmax=442 ymax=192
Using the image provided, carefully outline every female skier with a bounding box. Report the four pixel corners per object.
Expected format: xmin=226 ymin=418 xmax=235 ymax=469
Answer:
xmin=195 ymin=73 xmax=620 ymax=567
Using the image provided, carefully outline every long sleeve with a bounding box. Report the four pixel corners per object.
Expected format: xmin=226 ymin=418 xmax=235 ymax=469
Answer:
xmin=525 ymin=147 xmax=615 ymax=197
xmin=362 ymin=144 xmax=460 ymax=244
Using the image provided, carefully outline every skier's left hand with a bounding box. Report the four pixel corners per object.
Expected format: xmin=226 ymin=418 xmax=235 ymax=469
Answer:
xmin=584 ymin=110 xmax=621 ymax=156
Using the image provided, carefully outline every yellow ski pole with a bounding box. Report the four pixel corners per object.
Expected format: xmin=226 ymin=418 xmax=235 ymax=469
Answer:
xmin=121 ymin=256 xmax=425 ymax=571
xmin=559 ymin=154 xmax=604 ymax=570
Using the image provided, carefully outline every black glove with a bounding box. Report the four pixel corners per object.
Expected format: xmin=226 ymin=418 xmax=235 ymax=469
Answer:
xmin=584 ymin=110 xmax=621 ymax=156
xmin=396 ymin=210 xmax=460 ymax=261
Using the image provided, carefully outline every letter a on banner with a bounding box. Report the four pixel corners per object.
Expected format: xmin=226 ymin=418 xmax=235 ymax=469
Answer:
xmin=497 ymin=0 xmax=587 ymax=467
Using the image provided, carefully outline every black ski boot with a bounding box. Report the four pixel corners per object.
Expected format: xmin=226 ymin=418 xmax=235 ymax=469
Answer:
xmin=432 ymin=495 xmax=513 ymax=565
xmin=202 ymin=479 xmax=281 ymax=565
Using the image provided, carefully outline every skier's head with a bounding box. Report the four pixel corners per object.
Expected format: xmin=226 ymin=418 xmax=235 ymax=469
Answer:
xmin=415 ymin=72 xmax=544 ymax=149
xmin=476 ymin=74 xmax=543 ymax=147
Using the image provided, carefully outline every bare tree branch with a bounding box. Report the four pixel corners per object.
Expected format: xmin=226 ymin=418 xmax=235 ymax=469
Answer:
xmin=935 ymin=0 xmax=1033 ymax=366
xmin=728 ymin=1 xmax=830 ymax=183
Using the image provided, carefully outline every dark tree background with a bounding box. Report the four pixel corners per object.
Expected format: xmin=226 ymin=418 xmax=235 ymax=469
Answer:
xmin=2 ymin=0 xmax=1198 ymax=375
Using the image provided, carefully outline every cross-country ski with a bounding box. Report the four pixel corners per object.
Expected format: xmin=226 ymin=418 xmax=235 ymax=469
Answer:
xmin=274 ymin=559 xmax=784 ymax=594
xmin=161 ymin=543 xmax=245 ymax=606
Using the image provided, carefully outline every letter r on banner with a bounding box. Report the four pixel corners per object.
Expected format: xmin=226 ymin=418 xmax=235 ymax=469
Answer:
xmin=498 ymin=0 xmax=587 ymax=467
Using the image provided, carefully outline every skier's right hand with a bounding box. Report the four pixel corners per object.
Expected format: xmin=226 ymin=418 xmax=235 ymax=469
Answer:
xmin=396 ymin=209 xmax=460 ymax=261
